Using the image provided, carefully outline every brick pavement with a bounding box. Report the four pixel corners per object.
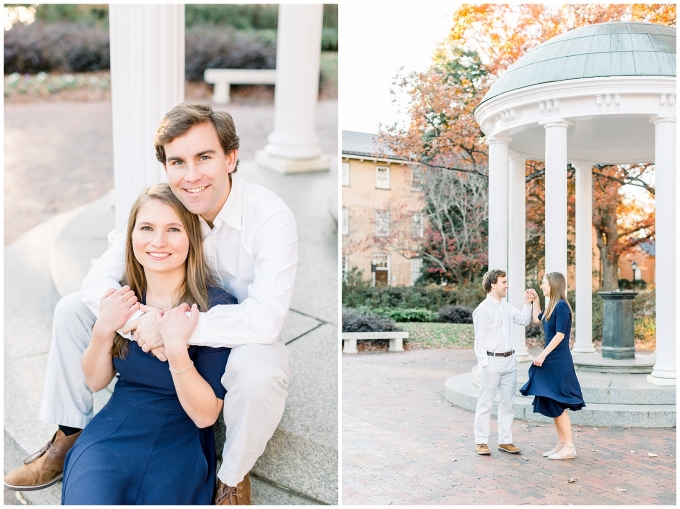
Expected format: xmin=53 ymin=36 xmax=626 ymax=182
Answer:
xmin=342 ymin=348 xmax=676 ymax=505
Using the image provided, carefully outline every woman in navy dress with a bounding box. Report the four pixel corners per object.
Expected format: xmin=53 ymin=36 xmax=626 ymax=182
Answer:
xmin=61 ymin=183 xmax=237 ymax=504
xmin=520 ymin=272 xmax=584 ymax=460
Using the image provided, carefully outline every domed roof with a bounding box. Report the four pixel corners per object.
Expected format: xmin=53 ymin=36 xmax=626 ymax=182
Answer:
xmin=480 ymin=22 xmax=675 ymax=105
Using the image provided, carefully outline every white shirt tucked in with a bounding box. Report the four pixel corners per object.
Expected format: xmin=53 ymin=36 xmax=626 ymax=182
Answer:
xmin=472 ymin=294 xmax=532 ymax=369
xmin=81 ymin=175 xmax=298 ymax=348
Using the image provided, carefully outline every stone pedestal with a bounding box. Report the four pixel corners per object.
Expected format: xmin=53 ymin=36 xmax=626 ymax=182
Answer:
xmin=598 ymin=291 xmax=637 ymax=360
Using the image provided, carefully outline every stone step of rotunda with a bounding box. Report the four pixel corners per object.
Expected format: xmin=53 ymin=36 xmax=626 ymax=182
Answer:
xmin=446 ymin=366 xmax=676 ymax=428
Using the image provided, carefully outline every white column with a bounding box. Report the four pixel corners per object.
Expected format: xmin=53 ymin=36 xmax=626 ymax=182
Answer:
xmin=487 ymin=137 xmax=511 ymax=273
xmin=109 ymin=4 xmax=184 ymax=235
xmin=543 ymin=122 xmax=569 ymax=277
xmin=572 ymin=162 xmax=596 ymax=354
xmin=255 ymin=4 xmax=329 ymax=174
xmin=508 ymin=151 xmax=531 ymax=361
xmin=649 ymin=117 xmax=676 ymax=385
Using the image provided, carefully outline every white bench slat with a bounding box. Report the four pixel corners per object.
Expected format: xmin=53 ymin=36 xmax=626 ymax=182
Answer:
xmin=341 ymin=331 xmax=409 ymax=354
xmin=204 ymin=68 xmax=277 ymax=104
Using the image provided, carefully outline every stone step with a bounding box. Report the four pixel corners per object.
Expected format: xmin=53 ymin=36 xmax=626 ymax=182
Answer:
xmin=446 ymin=372 xmax=676 ymax=428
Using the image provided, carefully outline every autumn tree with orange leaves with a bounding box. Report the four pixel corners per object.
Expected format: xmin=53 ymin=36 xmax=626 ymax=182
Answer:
xmin=380 ymin=3 xmax=673 ymax=289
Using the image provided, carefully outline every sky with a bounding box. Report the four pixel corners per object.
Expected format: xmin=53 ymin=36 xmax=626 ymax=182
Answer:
xmin=339 ymin=3 xmax=457 ymax=134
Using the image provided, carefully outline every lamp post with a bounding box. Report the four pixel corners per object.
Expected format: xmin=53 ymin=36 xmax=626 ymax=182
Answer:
xmin=631 ymin=260 xmax=639 ymax=282
xmin=371 ymin=262 xmax=376 ymax=287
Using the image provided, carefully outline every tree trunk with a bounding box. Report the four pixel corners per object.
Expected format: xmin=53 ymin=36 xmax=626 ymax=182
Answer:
xmin=594 ymin=211 xmax=621 ymax=290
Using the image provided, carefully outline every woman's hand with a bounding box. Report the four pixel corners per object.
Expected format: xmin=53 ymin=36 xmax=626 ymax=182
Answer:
xmin=94 ymin=286 xmax=140 ymax=337
xmin=533 ymin=351 xmax=548 ymax=367
xmin=158 ymin=303 xmax=199 ymax=358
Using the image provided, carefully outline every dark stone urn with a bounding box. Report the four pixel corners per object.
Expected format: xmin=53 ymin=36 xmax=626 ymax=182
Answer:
xmin=598 ymin=291 xmax=638 ymax=360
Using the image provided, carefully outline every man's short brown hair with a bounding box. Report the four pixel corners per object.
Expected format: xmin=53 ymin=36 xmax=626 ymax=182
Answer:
xmin=154 ymin=102 xmax=240 ymax=173
xmin=482 ymin=269 xmax=506 ymax=293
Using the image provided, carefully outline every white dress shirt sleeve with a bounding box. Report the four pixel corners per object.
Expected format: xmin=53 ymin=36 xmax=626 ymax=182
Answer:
xmin=511 ymin=304 xmax=533 ymax=327
xmin=188 ymin=209 xmax=298 ymax=348
xmin=472 ymin=306 xmax=490 ymax=369
xmin=80 ymin=228 xmax=143 ymax=338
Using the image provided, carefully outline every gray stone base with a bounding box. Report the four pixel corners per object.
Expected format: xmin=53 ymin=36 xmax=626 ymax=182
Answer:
xmin=448 ymin=361 xmax=676 ymax=428
xmin=255 ymin=150 xmax=330 ymax=174
xmin=573 ymin=352 xmax=655 ymax=374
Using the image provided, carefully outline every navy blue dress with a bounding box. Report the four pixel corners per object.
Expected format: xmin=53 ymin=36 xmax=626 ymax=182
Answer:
xmin=62 ymin=286 xmax=237 ymax=505
xmin=519 ymin=300 xmax=585 ymax=418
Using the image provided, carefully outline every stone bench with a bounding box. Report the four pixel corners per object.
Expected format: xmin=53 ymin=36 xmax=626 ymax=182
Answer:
xmin=204 ymin=68 xmax=277 ymax=104
xmin=342 ymin=331 xmax=409 ymax=354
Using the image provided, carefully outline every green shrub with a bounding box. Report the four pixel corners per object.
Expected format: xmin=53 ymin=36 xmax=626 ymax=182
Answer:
xmin=438 ymin=305 xmax=474 ymax=324
xmin=359 ymin=307 xmax=438 ymax=323
xmin=342 ymin=307 xmax=402 ymax=333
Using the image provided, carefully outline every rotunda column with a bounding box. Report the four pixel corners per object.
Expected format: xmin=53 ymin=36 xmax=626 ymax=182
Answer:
xmin=508 ymin=151 xmax=531 ymax=360
xmin=255 ymin=4 xmax=330 ymax=173
xmin=543 ymin=121 xmax=569 ymax=278
xmin=487 ymin=137 xmax=511 ymax=273
xmin=572 ymin=162 xmax=596 ymax=354
xmin=109 ymin=4 xmax=184 ymax=235
xmin=649 ymin=117 xmax=676 ymax=385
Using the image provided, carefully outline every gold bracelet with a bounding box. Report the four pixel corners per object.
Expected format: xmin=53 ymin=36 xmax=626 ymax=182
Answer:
xmin=169 ymin=361 xmax=194 ymax=374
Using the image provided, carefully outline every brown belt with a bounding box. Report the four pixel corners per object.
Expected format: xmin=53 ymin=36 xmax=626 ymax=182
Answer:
xmin=487 ymin=350 xmax=514 ymax=357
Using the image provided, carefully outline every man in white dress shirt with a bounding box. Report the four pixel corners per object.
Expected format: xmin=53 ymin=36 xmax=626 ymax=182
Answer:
xmin=472 ymin=269 xmax=536 ymax=455
xmin=5 ymin=103 xmax=297 ymax=504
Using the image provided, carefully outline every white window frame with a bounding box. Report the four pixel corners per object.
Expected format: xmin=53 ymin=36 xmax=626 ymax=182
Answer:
xmin=411 ymin=167 xmax=423 ymax=191
xmin=412 ymin=212 xmax=424 ymax=238
xmin=373 ymin=253 xmax=390 ymax=287
xmin=375 ymin=165 xmax=390 ymax=189
xmin=375 ymin=210 xmax=390 ymax=237
xmin=410 ymin=257 xmax=423 ymax=286
xmin=342 ymin=207 xmax=349 ymax=236
xmin=342 ymin=162 xmax=350 ymax=187
xmin=342 ymin=255 xmax=349 ymax=278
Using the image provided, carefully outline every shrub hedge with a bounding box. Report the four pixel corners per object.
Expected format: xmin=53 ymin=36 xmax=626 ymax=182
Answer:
xmin=342 ymin=307 xmax=402 ymax=333
xmin=438 ymin=305 xmax=474 ymax=324
xmin=5 ymin=20 xmax=336 ymax=76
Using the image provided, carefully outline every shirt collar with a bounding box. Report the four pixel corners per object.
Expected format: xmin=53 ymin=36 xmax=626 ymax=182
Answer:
xmin=210 ymin=175 xmax=243 ymax=232
xmin=486 ymin=294 xmax=501 ymax=306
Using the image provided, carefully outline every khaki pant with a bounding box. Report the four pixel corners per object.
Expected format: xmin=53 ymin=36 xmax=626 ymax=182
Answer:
xmin=39 ymin=291 xmax=291 ymax=487
xmin=473 ymin=354 xmax=517 ymax=445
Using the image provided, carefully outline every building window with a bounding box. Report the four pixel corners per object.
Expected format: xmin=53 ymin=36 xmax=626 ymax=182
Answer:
xmin=411 ymin=167 xmax=423 ymax=191
xmin=342 ymin=162 xmax=350 ymax=186
xmin=375 ymin=210 xmax=390 ymax=237
xmin=373 ymin=253 xmax=389 ymax=287
xmin=342 ymin=207 xmax=349 ymax=236
xmin=410 ymin=258 xmax=423 ymax=286
xmin=376 ymin=165 xmax=390 ymax=189
xmin=412 ymin=212 xmax=424 ymax=238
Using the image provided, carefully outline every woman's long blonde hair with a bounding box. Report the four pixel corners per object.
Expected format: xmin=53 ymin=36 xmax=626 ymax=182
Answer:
xmin=542 ymin=272 xmax=572 ymax=322
xmin=111 ymin=183 xmax=216 ymax=358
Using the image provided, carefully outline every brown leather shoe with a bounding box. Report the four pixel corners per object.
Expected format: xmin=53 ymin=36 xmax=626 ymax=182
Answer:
xmin=475 ymin=444 xmax=491 ymax=455
xmin=4 ymin=430 xmax=81 ymax=491
xmin=498 ymin=443 xmax=522 ymax=454
xmin=214 ymin=472 xmax=251 ymax=505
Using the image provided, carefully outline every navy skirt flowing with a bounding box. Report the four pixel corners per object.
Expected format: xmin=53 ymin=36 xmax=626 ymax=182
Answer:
xmin=62 ymin=286 xmax=237 ymax=505
xmin=519 ymin=300 xmax=585 ymax=418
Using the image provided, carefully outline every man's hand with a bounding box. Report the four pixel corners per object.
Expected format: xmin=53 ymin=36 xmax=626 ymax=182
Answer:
xmin=525 ymin=289 xmax=538 ymax=304
xmin=95 ymin=286 xmax=140 ymax=337
xmin=158 ymin=303 xmax=199 ymax=358
xmin=150 ymin=346 xmax=168 ymax=362
xmin=121 ymin=304 xmax=164 ymax=353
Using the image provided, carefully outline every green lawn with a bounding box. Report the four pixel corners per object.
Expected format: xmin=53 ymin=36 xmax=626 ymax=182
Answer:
xmin=399 ymin=322 xmax=475 ymax=350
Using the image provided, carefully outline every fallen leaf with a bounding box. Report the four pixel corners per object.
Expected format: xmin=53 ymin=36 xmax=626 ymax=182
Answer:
xmin=462 ymin=434 xmax=467 ymax=437
xmin=630 ymin=451 xmax=635 ymax=453
xmin=616 ymin=487 xmax=626 ymax=492
xmin=521 ymin=424 xmax=529 ymax=429
xmin=521 ymin=456 xmax=529 ymax=461
xmin=529 ymin=444 xmax=536 ymax=446
xmin=573 ymin=428 xmax=581 ymax=432
xmin=568 ymin=477 xmax=577 ymax=483
xmin=575 ymin=434 xmax=580 ymax=437
xmin=593 ymin=428 xmax=598 ymax=431
xmin=592 ymin=449 xmax=599 ymax=452
xmin=15 ymin=492 xmax=27 ymax=506
xmin=451 ymin=459 xmax=458 ymax=462
xmin=668 ymin=454 xmax=673 ymax=457
xmin=648 ymin=453 xmax=658 ymax=458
